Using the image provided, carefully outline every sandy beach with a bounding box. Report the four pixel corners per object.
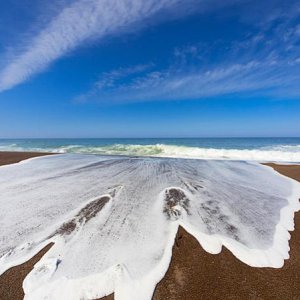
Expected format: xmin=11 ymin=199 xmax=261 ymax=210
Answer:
xmin=0 ymin=151 xmax=54 ymax=166
xmin=0 ymin=151 xmax=299 ymax=300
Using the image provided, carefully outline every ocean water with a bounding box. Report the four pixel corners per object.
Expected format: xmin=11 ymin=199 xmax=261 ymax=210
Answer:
xmin=0 ymin=138 xmax=300 ymax=162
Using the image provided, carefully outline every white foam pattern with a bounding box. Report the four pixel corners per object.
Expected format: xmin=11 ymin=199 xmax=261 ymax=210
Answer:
xmin=0 ymin=154 xmax=299 ymax=300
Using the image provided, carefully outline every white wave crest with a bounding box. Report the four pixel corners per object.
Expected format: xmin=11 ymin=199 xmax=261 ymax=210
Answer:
xmin=1 ymin=143 xmax=300 ymax=162
xmin=48 ymin=144 xmax=300 ymax=162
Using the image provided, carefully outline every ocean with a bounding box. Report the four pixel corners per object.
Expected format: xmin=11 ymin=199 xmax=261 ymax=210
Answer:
xmin=0 ymin=137 xmax=300 ymax=162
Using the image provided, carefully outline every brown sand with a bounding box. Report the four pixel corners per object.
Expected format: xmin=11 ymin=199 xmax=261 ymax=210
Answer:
xmin=0 ymin=244 xmax=54 ymax=300
xmin=0 ymin=152 xmax=299 ymax=300
xmin=0 ymin=151 xmax=53 ymax=166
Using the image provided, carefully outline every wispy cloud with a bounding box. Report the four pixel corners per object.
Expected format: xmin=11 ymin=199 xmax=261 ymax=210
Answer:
xmin=0 ymin=0 xmax=200 ymax=92
xmin=76 ymin=61 xmax=300 ymax=104
xmin=1 ymin=0 xmax=299 ymax=98
xmin=74 ymin=63 xmax=154 ymax=103
xmin=76 ymin=12 xmax=300 ymax=104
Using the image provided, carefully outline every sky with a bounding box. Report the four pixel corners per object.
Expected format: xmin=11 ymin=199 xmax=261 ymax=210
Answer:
xmin=0 ymin=0 xmax=299 ymax=138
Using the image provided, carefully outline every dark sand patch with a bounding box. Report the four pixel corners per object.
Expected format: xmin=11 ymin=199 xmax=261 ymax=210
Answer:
xmin=153 ymin=220 xmax=300 ymax=300
xmin=53 ymin=196 xmax=110 ymax=237
xmin=0 ymin=152 xmax=299 ymax=300
xmin=0 ymin=243 xmax=53 ymax=300
xmin=163 ymin=188 xmax=190 ymax=219
xmin=76 ymin=196 xmax=110 ymax=223
xmin=0 ymin=151 xmax=54 ymax=166
xmin=264 ymin=163 xmax=300 ymax=182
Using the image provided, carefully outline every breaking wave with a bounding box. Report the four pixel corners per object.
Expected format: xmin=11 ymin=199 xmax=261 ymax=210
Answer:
xmin=2 ymin=143 xmax=300 ymax=162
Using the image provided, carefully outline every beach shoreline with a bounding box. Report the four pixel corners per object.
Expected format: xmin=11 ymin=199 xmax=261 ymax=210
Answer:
xmin=0 ymin=151 xmax=299 ymax=300
xmin=0 ymin=151 xmax=54 ymax=166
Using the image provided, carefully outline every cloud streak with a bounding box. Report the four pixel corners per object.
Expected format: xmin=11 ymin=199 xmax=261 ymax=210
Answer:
xmin=0 ymin=0 xmax=198 ymax=92
xmin=76 ymin=60 xmax=300 ymax=104
xmin=76 ymin=12 xmax=300 ymax=104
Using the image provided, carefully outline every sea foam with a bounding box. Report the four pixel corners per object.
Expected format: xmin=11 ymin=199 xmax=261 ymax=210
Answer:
xmin=1 ymin=142 xmax=300 ymax=162
xmin=0 ymin=154 xmax=299 ymax=300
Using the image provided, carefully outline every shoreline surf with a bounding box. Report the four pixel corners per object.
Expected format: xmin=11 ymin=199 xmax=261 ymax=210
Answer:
xmin=1 ymin=138 xmax=300 ymax=163
xmin=0 ymin=151 xmax=299 ymax=300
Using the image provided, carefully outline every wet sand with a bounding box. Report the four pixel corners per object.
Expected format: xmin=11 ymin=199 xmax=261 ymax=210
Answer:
xmin=0 ymin=151 xmax=299 ymax=300
xmin=0 ymin=244 xmax=53 ymax=300
xmin=0 ymin=151 xmax=53 ymax=166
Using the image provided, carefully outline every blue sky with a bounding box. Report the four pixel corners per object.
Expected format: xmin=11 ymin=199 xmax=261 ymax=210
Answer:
xmin=0 ymin=0 xmax=299 ymax=138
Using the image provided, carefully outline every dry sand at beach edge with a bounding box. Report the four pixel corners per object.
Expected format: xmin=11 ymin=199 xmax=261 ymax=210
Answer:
xmin=0 ymin=151 xmax=299 ymax=300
